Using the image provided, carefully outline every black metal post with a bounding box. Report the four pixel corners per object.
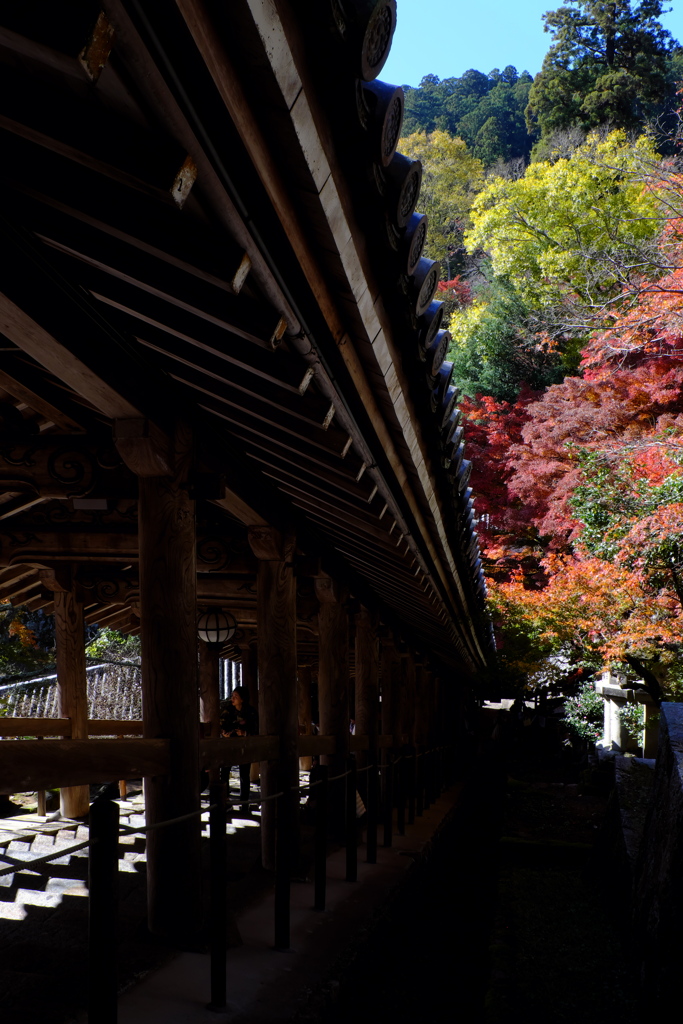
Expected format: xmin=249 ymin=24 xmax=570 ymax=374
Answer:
xmin=366 ymin=758 xmax=378 ymax=864
xmin=382 ymin=755 xmax=393 ymax=848
xmin=314 ymin=766 xmax=328 ymax=911
xmin=424 ymin=749 xmax=432 ymax=809
xmin=396 ymin=755 xmax=406 ymax=836
xmin=345 ymin=756 xmax=357 ymax=882
xmin=407 ymin=746 xmax=416 ymax=824
xmin=89 ymin=793 xmax=119 ymax=1024
xmin=274 ymin=784 xmax=291 ymax=950
xmin=207 ymin=782 xmax=227 ymax=1011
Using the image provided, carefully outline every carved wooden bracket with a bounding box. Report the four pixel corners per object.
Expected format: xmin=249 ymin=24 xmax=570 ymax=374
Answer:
xmin=114 ymin=419 xmax=173 ymax=477
xmin=314 ymin=574 xmax=346 ymax=606
xmin=37 ymin=567 xmax=72 ymax=593
xmin=247 ymin=525 xmax=295 ymax=562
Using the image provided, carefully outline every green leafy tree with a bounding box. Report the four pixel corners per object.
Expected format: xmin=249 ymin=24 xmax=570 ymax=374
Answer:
xmin=448 ymin=279 xmax=566 ymax=401
xmin=570 ymin=447 xmax=683 ymax=601
xmin=0 ymin=604 xmax=55 ymax=681
xmin=563 ymin=681 xmax=605 ymax=740
xmin=466 ymin=130 xmax=662 ymax=310
xmin=526 ymin=0 xmax=678 ymax=142
xmin=86 ymin=627 xmax=141 ymax=665
xmin=399 ymin=130 xmax=484 ymax=274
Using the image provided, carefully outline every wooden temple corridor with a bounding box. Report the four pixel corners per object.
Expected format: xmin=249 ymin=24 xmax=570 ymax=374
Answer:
xmin=0 ymin=0 xmax=493 ymax=1020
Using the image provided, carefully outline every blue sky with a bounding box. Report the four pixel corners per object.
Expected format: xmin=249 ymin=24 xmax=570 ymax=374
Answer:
xmin=381 ymin=1 xmax=683 ymax=88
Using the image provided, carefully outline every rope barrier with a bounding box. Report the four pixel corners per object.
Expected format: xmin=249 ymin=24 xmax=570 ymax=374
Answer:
xmin=0 ymin=839 xmax=91 ymax=877
xmin=118 ymin=803 xmax=218 ymax=836
xmin=0 ymin=743 xmax=452 ymax=878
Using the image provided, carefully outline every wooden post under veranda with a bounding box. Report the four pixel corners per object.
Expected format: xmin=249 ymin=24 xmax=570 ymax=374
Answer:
xmin=54 ymin=583 xmax=90 ymax=819
xmin=136 ymin=422 xmax=202 ymax=943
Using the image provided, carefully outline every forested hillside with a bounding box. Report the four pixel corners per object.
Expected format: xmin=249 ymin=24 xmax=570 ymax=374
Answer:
xmin=402 ymin=67 xmax=536 ymax=166
xmin=406 ymin=1 xmax=683 ymax=708
xmin=403 ymin=1 xmax=683 ymax=166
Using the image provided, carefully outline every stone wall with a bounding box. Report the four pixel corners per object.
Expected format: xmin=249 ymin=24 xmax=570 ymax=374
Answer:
xmin=633 ymin=703 xmax=683 ymax=1005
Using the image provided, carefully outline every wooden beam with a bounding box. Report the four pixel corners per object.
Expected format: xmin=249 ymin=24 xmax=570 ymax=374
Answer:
xmin=0 ymin=720 xmax=160 ymax=738
xmin=0 ymin=293 xmax=140 ymax=421
xmin=0 ymin=738 xmax=169 ymax=794
xmin=200 ymin=735 xmax=278 ymax=770
xmin=0 ymin=63 xmax=192 ymax=202
xmin=0 ymin=362 xmax=85 ymax=432
xmin=87 ymin=720 xmax=143 ymax=736
xmin=0 ymin=719 xmax=70 ymax=738
xmin=12 ymin=184 xmax=251 ymax=296
xmin=297 ymin=734 xmax=336 ymax=757
xmin=36 ymin=219 xmax=284 ymax=349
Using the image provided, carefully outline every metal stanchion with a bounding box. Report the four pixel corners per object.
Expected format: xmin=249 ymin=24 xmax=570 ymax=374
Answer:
xmin=345 ymin=756 xmax=357 ymax=882
xmin=207 ymin=782 xmax=228 ymax=1011
xmin=274 ymin=784 xmax=290 ymax=950
xmin=366 ymin=759 xmax=378 ymax=864
xmin=382 ymin=755 xmax=394 ymax=848
xmin=396 ymin=754 xmax=406 ymax=836
xmin=88 ymin=793 xmax=119 ymax=1024
xmin=314 ymin=766 xmax=329 ymax=911
xmin=407 ymin=746 xmax=416 ymax=825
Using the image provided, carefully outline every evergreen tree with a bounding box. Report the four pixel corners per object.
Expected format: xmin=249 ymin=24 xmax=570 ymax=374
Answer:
xmin=526 ymin=0 xmax=678 ymax=141
xmin=402 ymin=68 xmax=535 ymax=165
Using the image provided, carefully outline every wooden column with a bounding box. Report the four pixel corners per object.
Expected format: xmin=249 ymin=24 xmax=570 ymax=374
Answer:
xmin=54 ymin=587 xmax=89 ymax=819
xmin=137 ymin=422 xmax=201 ymax=942
xmin=298 ymin=664 xmax=313 ymax=771
xmin=315 ymin=577 xmax=349 ymax=775
xmin=199 ymin=641 xmax=221 ymax=739
xmin=356 ymin=607 xmax=379 ymax=861
xmin=249 ymin=526 xmax=298 ymax=872
xmin=404 ymin=654 xmax=417 ymax=744
xmin=315 ymin=576 xmax=349 ymax=837
xmin=241 ymin=634 xmax=258 ymax=707
xmin=379 ymin=636 xmax=396 ymax=744
xmin=355 ymin=607 xmax=379 ymax=765
xmin=414 ymin=662 xmax=427 ymax=748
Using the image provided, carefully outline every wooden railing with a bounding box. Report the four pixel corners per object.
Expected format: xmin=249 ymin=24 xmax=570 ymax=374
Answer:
xmin=0 ymin=726 xmax=407 ymax=793
xmin=0 ymin=728 xmax=457 ymax=1023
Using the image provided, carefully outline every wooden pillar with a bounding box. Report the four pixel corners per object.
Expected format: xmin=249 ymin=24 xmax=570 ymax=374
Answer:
xmin=298 ymin=664 xmax=313 ymax=771
xmin=249 ymin=526 xmax=298 ymax=872
xmin=241 ymin=635 xmax=259 ymax=710
xmin=241 ymin=636 xmax=260 ymax=783
xmin=404 ymin=654 xmax=417 ymax=745
xmin=137 ymin=423 xmax=201 ymax=942
xmin=54 ymin=587 xmax=89 ymax=819
xmin=315 ymin=576 xmax=349 ymax=836
xmin=199 ymin=641 xmax=221 ymax=739
xmin=414 ymin=663 xmax=428 ymax=748
xmin=355 ymin=607 xmax=379 ymax=765
xmin=315 ymin=577 xmax=349 ymax=775
xmin=379 ymin=637 xmax=394 ymax=743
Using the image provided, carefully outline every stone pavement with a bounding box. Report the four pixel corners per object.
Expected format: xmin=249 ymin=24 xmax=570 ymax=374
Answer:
xmin=0 ymin=776 xmax=463 ymax=1024
xmin=114 ymin=785 xmax=463 ymax=1024
xmin=0 ymin=778 xmax=266 ymax=1024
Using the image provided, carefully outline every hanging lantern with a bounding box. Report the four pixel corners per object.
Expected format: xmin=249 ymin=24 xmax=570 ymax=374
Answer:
xmin=197 ymin=609 xmax=236 ymax=645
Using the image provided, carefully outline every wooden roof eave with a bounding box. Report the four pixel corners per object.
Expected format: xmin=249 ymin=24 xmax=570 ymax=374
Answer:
xmin=194 ymin=0 xmax=487 ymax=669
